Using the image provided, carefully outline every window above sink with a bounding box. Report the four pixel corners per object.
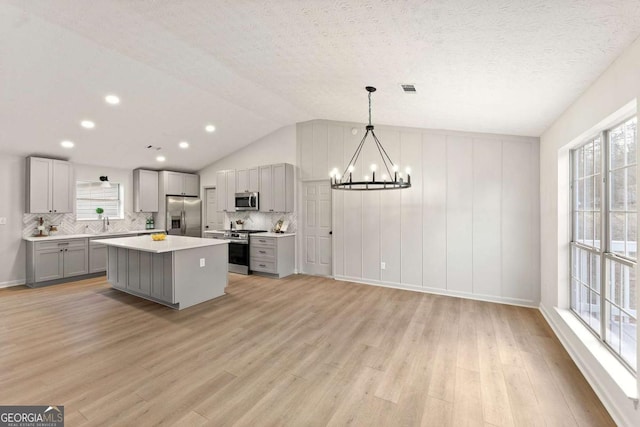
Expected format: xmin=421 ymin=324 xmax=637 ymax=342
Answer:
xmin=76 ymin=181 xmax=124 ymax=220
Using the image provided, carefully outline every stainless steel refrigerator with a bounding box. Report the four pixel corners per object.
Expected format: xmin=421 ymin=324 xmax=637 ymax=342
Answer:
xmin=166 ymin=196 xmax=202 ymax=237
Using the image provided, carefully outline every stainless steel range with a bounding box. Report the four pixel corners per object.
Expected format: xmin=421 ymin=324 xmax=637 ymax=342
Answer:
xmin=223 ymin=229 xmax=266 ymax=274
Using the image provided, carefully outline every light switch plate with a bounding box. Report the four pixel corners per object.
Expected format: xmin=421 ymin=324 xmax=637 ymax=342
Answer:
xmin=381 ymin=262 xmax=386 ymax=270
xmin=0 ymin=217 xmax=6 ymax=225
xmin=199 ymin=258 xmax=205 ymax=267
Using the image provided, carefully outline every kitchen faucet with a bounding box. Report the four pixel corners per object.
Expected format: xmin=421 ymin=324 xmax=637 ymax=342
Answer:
xmin=103 ymin=216 xmax=110 ymax=232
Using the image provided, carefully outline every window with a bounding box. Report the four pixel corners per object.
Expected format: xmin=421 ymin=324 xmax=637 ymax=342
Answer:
xmin=76 ymin=181 xmax=123 ymax=220
xmin=571 ymin=116 xmax=637 ymax=372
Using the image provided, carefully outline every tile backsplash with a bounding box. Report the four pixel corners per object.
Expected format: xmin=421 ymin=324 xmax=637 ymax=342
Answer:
xmin=23 ymin=212 xmax=153 ymax=238
xmin=24 ymin=211 xmax=296 ymax=237
xmin=224 ymin=211 xmax=296 ymax=232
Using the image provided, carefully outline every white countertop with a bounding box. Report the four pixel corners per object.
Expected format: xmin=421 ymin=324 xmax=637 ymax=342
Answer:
xmin=252 ymin=232 xmax=296 ymax=238
xmin=23 ymin=229 xmax=165 ymax=242
xmin=94 ymin=235 xmax=229 ymax=253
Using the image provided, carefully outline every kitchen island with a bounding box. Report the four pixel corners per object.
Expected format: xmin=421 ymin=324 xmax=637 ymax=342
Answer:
xmin=95 ymin=235 xmax=229 ymax=310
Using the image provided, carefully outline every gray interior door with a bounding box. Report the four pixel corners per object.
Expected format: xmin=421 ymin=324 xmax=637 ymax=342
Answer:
xmin=302 ymin=180 xmax=332 ymax=276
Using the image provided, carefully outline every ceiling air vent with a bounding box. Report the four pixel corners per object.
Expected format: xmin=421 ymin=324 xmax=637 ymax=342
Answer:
xmin=401 ymin=84 xmax=416 ymax=93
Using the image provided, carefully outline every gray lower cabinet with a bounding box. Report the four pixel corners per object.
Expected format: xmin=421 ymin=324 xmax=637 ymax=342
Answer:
xmin=89 ymin=242 xmax=107 ymax=273
xmin=107 ymin=247 xmax=174 ymax=303
xmin=249 ymin=235 xmax=295 ymax=278
xmin=34 ymin=248 xmax=64 ymax=282
xmin=64 ymin=246 xmax=89 ymax=277
xmin=27 ymin=238 xmax=88 ymax=286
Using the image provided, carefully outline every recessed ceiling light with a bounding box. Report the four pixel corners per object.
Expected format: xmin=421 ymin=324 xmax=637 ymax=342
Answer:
xmin=205 ymin=124 xmax=215 ymax=133
xmin=179 ymin=141 xmax=189 ymax=149
xmin=80 ymin=120 xmax=95 ymax=129
xmin=156 ymin=155 xmax=166 ymax=162
xmin=60 ymin=140 xmax=74 ymax=148
xmin=105 ymin=94 xmax=120 ymax=105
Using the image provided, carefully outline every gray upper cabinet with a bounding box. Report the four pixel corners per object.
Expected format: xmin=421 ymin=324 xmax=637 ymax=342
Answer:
xmin=184 ymin=174 xmax=200 ymax=197
xmin=259 ymin=166 xmax=273 ymax=212
xmin=236 ymin=168 xmax=259 ymax=193
xmin=216 ymin=170 xmax=236 ymax=212
xmin=162 ymin=171 xmax=199 ymax=197
xmin=259 ymin=163 xmax=294 ymax=213
xmin=133 ymin=169 xmax=159 ymax=212
xmin=26 ymin=157 xmax=74 ymax=214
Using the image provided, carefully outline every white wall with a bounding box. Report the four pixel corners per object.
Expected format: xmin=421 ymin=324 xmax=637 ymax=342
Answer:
xmin=199 ymin=124 xmax=297 ymax=190
xmin=0 ymin=154 xmax=26 ymax=287
xmin=74 ymin=163 xmax=135 ymax=214
xmin=539 ymin=36 xmax=640 ymax=427
xmin=298 ymin=120 xmax=540 ymax=306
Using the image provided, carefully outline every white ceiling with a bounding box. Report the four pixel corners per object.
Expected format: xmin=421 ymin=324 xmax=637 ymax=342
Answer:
xmin=2 ymin=1 xmax=640 ymax=171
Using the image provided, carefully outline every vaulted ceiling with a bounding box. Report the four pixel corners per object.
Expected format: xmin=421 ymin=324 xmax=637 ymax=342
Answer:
xmin=2 ymin=1 xmax=640 ymax=171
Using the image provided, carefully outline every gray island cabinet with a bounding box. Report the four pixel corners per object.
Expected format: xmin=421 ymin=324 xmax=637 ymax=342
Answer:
xmin=96 ymin=235 xmax=229 ymax=310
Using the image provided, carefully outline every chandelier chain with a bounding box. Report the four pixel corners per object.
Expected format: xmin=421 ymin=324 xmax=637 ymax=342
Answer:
xmin=368 ymin=91 xmax=372 ymax=127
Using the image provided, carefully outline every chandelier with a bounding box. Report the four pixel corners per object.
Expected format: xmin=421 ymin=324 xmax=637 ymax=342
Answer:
xmin=330 ymin=86 xmax=411 ymax=190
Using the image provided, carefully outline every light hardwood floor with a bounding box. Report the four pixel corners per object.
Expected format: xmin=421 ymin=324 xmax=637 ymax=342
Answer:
xmin=0 ymin=274 xmax=614 ymax=426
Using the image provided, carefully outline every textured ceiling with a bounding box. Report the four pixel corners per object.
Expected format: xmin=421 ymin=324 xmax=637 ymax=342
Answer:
xmin=2 ymin=0 xmax=640 ymax=170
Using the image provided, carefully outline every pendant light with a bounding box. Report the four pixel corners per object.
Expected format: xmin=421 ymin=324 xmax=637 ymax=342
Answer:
xmin=99 ymin=176 xmax=111 ymax=188
xmin=330 ymin=86 xmax=410 ymax=190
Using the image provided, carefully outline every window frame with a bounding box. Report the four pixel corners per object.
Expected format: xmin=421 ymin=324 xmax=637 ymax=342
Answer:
xmin=570 ymin=116 xmax=637 ymax=373
xmin=75 ymin=180 xmax=124 ymax=221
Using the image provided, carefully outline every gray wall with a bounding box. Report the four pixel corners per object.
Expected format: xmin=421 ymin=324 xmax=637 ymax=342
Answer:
xmin=0 ymin=154 xmax=26 ymax=287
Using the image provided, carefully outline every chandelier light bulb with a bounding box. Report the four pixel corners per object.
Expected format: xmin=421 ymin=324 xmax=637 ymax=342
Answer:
xmin=382 ymin=174 xmax=388 ymax=181
xmin=393 ymin=164 xmax=399 ymax=172
xmin=364 ymin=175 xmax=370 ymax=181
xmin=370 ymin=164 xmax=377 ymax=172
xmin=405 ymin=166 xmax=411 ymax=175
xmin=335 ymin=174 xmax=341 ymax=181
xmin=348 ymin=165 xmax=355 ymax=173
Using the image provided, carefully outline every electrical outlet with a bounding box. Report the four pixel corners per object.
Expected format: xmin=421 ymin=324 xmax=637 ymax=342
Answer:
xmin=381 ymin=262 xmax=386 ymax=270
xmin=199 ymin=258 xmax=205 ymax=267
xmin=0 ymin=217 xmax=6 ymax=225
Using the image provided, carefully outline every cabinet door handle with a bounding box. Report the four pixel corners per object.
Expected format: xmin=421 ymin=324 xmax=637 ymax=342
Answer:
xmin=59 ymin=249 xmax=63 ymax=252
xmin=259 ymin=264 xmax=266 ymax=267
xmin=259 ymin=250 xmax=266 ymax=254
xmin=49 ymin=210 xmax=52 ymax=213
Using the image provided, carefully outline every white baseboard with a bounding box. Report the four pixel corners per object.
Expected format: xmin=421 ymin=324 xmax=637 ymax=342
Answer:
xmin=333 ymin=275 xmax=538 ymax=308
xmin=539 ymin=304 xmax=639 ymax=427
xmin=0 ymin=279 xmax=25 ymax=289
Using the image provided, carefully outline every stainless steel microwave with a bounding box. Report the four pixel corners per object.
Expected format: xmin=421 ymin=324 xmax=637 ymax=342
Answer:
xmin=235 ymin=192 xmax=259 ymax=211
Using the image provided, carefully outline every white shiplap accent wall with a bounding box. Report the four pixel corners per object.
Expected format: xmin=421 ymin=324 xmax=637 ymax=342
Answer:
xmin=298 ymin=120 xmax=540 ymax=306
